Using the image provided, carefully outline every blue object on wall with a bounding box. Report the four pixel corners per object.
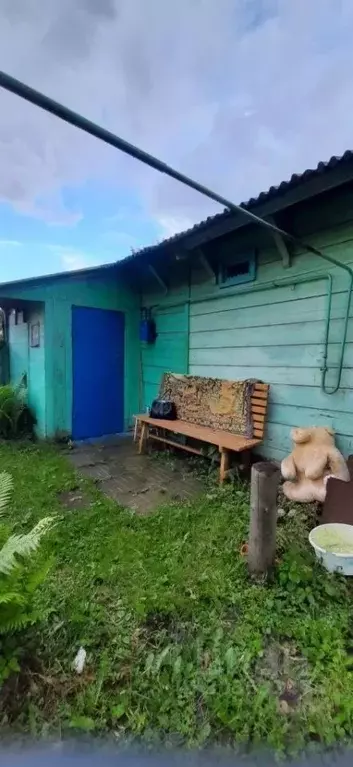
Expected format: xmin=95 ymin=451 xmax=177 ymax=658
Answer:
xmin=139 ymin=309 xmax=156 ymax=343
xmin=140 ymin=318 xmax=156 ymax=344
xmin=72 ymin=306 xmax=125 ymax=440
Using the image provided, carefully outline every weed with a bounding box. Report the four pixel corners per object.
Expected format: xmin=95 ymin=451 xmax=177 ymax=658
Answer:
xmin=0 ymin=384 xmax=36 ymax=440
xmin=0 ymin=442 xmax=352 ymax=753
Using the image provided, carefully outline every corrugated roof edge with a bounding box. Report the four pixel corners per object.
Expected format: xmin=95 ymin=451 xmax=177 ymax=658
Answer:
xmin=121 ymin=150 xmax=353 ymax=263
xmin=0 ymin=261 xmax=118 ymax=291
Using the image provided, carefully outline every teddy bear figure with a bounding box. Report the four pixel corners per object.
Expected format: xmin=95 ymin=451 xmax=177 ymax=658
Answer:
xmin=281 ymin=426 xmax=350 ymax=503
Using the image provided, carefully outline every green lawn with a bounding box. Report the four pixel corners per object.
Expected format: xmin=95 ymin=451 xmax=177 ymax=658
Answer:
xmin=0 ymin=441 xmax=353 ymax=753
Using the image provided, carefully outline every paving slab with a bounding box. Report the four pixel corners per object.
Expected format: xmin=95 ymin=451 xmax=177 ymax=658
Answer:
xmin=67 ymin=436 xmax=202 ymax=514
xmin=68 ymin=450 xmax=105 ymax=469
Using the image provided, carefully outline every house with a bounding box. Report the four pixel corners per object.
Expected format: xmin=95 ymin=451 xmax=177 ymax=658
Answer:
xmin=0 ymin=264 xmax=139 ymax=441
xmin=2 ymin=150 xmax=353 ymax=461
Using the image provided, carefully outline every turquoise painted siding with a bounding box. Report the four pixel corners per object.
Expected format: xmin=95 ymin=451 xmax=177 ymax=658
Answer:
xmin=8 ymin=306 xmax=46 ymax=436
xmin=28 ymin=308 xmax=46 ymax=437
xmin=3 ymin=182 xmax=353 ymax=455
xmin=141 ymin=304 xmax=189 ymax=409
xmin=0 ymin=271 xmax=139 ymax=437
xmin=8 ymin=312 xmax=28 ymax=387
xmin=143 ymin=185 xmax=353 ymax=462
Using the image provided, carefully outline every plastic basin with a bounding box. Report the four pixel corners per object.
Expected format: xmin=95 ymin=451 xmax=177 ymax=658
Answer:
xmin=309 ymin=523 xmax=353 ymax=575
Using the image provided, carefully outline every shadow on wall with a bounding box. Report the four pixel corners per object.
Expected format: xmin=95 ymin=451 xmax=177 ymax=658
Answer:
xmin=7 ymin=304 xmax=45 ymax=437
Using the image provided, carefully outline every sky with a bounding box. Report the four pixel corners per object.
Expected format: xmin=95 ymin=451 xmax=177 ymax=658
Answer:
xmin=0 ymin=0 xmax=353 ymax=283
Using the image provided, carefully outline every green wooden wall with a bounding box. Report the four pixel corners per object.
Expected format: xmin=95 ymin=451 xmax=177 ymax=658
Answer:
xmin=142 ymin=184 xmax=353 ymax=462
xmin=28 ymin=306 xmax=46 ymax=436
xmin=141 ymin=303 xmax=189 ymax=410
xmin=8 ymin=305 xmax=46 ymax=436
xmin=3 ymin=181 xmax=353 ymax=456
xmin=0 ymin=271 xmax=139 ymax=438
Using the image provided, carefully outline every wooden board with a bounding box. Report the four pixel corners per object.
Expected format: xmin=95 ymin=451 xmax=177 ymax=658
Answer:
xmin=137 ymin=415 xmax=261 ymax=452
xmin=251 ymin=383 xmax=269 ymax=440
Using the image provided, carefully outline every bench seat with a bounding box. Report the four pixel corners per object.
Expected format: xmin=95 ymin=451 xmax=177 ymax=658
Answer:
xmin=134 ymin=382 xmax=269 ymax=483
xmin=136 ymin=415 xmax=261 ymax=452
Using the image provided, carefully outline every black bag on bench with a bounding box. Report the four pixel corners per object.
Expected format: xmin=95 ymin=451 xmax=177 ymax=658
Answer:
xmin=150 ymin=399 xmax=177 ymax=420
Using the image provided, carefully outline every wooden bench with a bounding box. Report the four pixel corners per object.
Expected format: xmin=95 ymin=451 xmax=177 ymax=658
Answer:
xmin=134 ymin=382 xmax=269 ymax=483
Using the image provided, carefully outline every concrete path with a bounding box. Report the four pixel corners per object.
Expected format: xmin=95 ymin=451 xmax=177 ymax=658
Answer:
xmin=66 ymin=436 xmax=202 ymax=514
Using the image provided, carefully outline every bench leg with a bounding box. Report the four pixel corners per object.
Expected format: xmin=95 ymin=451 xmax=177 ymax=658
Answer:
xmin=219 ymin=448 xmax=230 ymax=485
xmin=240 ymin=449 xmax=251 ymax=475
xmin=133 ymin=416 xmax=139 ymax=442
xmin=138 ymin=422 xmax=148 ymax=454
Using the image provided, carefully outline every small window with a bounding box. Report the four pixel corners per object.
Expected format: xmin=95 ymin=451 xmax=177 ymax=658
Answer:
xmin=219 ymin=251 xmax=256 ymax=288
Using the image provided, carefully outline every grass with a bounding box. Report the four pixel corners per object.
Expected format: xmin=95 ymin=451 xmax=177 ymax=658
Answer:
xmin=0 ymin=442 xmax=353 ymax=754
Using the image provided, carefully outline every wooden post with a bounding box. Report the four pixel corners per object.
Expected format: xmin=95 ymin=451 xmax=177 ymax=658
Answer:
xmin=248 ymin=461 xmax=280 ymax=576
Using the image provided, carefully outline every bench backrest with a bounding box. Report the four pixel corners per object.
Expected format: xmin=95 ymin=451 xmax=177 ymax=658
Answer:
xmin=251 ymin=383 xmax=270 ymax=440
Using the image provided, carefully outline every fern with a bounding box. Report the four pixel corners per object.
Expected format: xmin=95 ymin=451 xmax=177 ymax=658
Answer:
xmin=0 ymin=517 xmax=54 ymax=576
xmin=15 ymin=381 xmax=27 ymax=404
xmin=0 ymin=384 xmax=36 ymax=439
xmin=0 ymin=592 xmax=25 ymax=605
xmin=0 ymin=472 xmax=13 ymax=516
xmin=0 ymin=471 xmax=54 ymax=640
xmin=0 ymin=610 xmax=43 ymax=634
xmin=26 ymin=557 xmax=54 ymax=595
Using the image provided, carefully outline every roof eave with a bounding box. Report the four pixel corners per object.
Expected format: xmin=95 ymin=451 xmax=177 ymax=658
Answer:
xmin=123 ymin=152 xmax=353 ymax=264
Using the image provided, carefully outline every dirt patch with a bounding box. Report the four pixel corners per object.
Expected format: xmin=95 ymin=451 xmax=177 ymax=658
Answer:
xmin=59 ymin=489 xmax=91 ymax=512
xmin=0 ymin=653 xmax=96 ymax=727
xmin=142 ymin=610 xmax=193 ymax=646
xmin=255 ymin=641 xmax=311 ymax=715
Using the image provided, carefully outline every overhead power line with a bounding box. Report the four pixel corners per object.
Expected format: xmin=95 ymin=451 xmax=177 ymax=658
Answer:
xmin=0 ymin=69 xmax=349 ymax=269
xmin=1 ymin=70 xmax=353 ymax=395
xmin=0 ymin=70 xmax=328 ymax=256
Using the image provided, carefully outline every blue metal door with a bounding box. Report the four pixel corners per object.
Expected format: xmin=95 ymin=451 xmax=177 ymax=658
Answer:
xmin=72 ymin=306 xmax=124 ymax=440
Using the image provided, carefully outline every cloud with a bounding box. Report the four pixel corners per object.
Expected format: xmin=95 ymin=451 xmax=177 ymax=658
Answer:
xmin=1 ymin=0 xmax=353 ymax=231
xmin=18 ymin=198 xmax=83 ymax=227
xmin=101 ymin=229 xmax=140 ymax=247
xmin=157 ymin=215 xmax=196 ymax=240
xmin=48 ymin=244 xmax=110 ymax=272
xmin=0 ymin=239 xmax=22 ymax=247
xmin=59 ymin=251 xmax=89 ymax=271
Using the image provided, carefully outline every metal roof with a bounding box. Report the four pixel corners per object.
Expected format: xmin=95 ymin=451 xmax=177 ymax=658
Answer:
xmin=0 ymin=262 xmax=118 ymax=291
xmin=123 ymin=150 xmax=353 ymax=262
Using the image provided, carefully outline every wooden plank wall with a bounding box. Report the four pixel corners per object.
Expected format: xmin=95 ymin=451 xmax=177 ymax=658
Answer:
xmin=141 ymin=303 xmax=189 ymax=411
xmin=8 ymin=306 xmax=46 ymax=436
xmin=142 ymin=184 xmax=353 ymax=462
